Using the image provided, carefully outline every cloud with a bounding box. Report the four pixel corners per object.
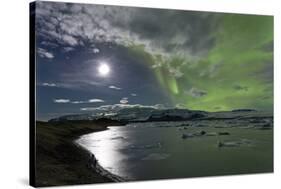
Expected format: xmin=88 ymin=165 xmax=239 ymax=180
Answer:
xmin=35 ymin=1 xmax=218 ymax=66
xmin=40 ymin=41 xmax=59 ymax=48
xmin=167 ymin=66 xmax=184 ymax=78
xmin=54 ymin=98 xmax=104 ymax=104
xmin=199 ymin=63 xmax=221 ymax=78
xmin=120 ymin=97 xmax=128 ymax=104
xmin=53 ymin=99 xmax=70 ymax=103
xmin=109 ymin=85 xmax=122 ymax=90
xmin=185 ymin=87 xmax=207 ymax=98
xmin=35 ymin=2 xmax=273 ymax=112
xmin=131 ymin=93 xmax=137 ymax=96
xmin=88 ymin=99 xmax=105 ymax=103
xmin=61 ymin=34 xmax=78 ymax=46
xmin=35 ymin=2 xmax=222 ymax=96
xmin=37 ymin=48 xmax=54 ymax=59
xmin=80 ymin=103 xmax=165 ymax=111
xmin=38 ymin=82 xmax=90 ymax=90
xmin=93 ymin=48 xmax=100 ymax=53
xmin=42 ymin=82 xmax=56 ymax=87
xmin=71 ymin=101 xmax=85 ymax=104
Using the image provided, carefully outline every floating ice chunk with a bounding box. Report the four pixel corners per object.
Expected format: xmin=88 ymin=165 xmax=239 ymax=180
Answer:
xmin=181 ymin=133 xmax=194 ymax=139
xmin=182 ymin=131 xmax=206 ymax=139
xmin=206 ymin=132 xmax=218 ymax=136
xmin=218 ymin=141 xmax=239 ymax=147
xmin=218 ymin=139 xmax=254 ymax=148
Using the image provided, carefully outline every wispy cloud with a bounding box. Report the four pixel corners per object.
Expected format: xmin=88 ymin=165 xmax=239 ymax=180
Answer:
xmin=38 ymin=79 xmax=103 ymax=91
xmin=71 ymin=101 xmax=85 ymax=104
xmin=120 ymin=97 xmax=128 ymax=104
xmin=37 ymin=48 xmax=54 ymax=59
xmin=93 ymin=48 xmax=100 ymax=54
xmin=199 ymin=63 xmax=221 ymax=78
xmin=42 ymin=82 xmax=56 ymax=87
xmin=39 ymin=82 xmax=81 ymax=89
xmin=61 ymin=34 xmax=78 ymax=46
xmin=54 ymin=98 xmax=105 ymax=104
xmin=167 ymin=66 xmax=184 ymax=78
xmin=88 ymin=99 xmax=104 ymax=103
xmin=35 ymin=1 xmax=217 ymax=68
xmin=80 ymin=104 xmax=165 ymax=111
xmin=109 ymin=85 xmax=122 ymax=90
xmin=185 ymin=87 xmax=207 ymax=98
xmin=53 ymin=99 xmax=70 ymax=103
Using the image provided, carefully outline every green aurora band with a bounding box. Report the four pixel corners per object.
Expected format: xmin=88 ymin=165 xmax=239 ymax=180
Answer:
xmin=130 ymin=14 xmax=273 ymax=112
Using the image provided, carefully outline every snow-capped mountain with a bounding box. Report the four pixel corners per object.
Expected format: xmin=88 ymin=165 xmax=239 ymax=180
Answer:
xmin=48 ymin=106 xmax=207 ymax=123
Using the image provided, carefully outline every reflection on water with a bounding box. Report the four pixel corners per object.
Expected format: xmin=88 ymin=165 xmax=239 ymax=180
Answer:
xmin=76 ymin=122 xmax=273 ymax=180
xmin=76 ymin=127 xmax=133 ymax=179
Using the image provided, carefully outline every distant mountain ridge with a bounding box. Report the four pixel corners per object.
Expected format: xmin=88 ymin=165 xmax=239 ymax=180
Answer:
xmin=48 ymin=107 xmax=268 ymax=123
xmin=48 ymin=107 xmax=207 ymax=122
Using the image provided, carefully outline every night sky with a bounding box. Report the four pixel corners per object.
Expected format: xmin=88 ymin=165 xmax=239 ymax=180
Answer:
xmin=35 ymin=1 xmax=273 ymax=121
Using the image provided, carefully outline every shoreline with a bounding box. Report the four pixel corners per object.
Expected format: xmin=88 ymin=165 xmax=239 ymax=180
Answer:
xmin=73 ymin=140 xmax=126 ymax=182
xmin=35 ymin=120 xmax=125 ymax=187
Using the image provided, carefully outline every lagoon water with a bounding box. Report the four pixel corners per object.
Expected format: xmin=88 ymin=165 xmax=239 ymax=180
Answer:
xmin=76 ymin=121 xmax=273 ymax=180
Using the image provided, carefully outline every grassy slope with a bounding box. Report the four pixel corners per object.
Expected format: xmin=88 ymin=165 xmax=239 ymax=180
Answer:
xmin=35 ymin=120 xmax=122 ymax=187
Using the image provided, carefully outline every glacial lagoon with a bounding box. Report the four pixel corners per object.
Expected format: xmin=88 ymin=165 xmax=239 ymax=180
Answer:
xmin=76 ymin=120 xmax=273 ymax=181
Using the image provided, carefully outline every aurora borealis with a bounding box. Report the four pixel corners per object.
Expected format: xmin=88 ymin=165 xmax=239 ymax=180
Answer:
xmin=35 ymin=2 xmax=273 ymax=120
xmin=152 ymin=14 xmax=273 ymax=111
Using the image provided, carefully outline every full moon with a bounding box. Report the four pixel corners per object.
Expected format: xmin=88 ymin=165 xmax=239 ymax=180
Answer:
xmin=98 ymin=63 xmax=110 ymax=76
